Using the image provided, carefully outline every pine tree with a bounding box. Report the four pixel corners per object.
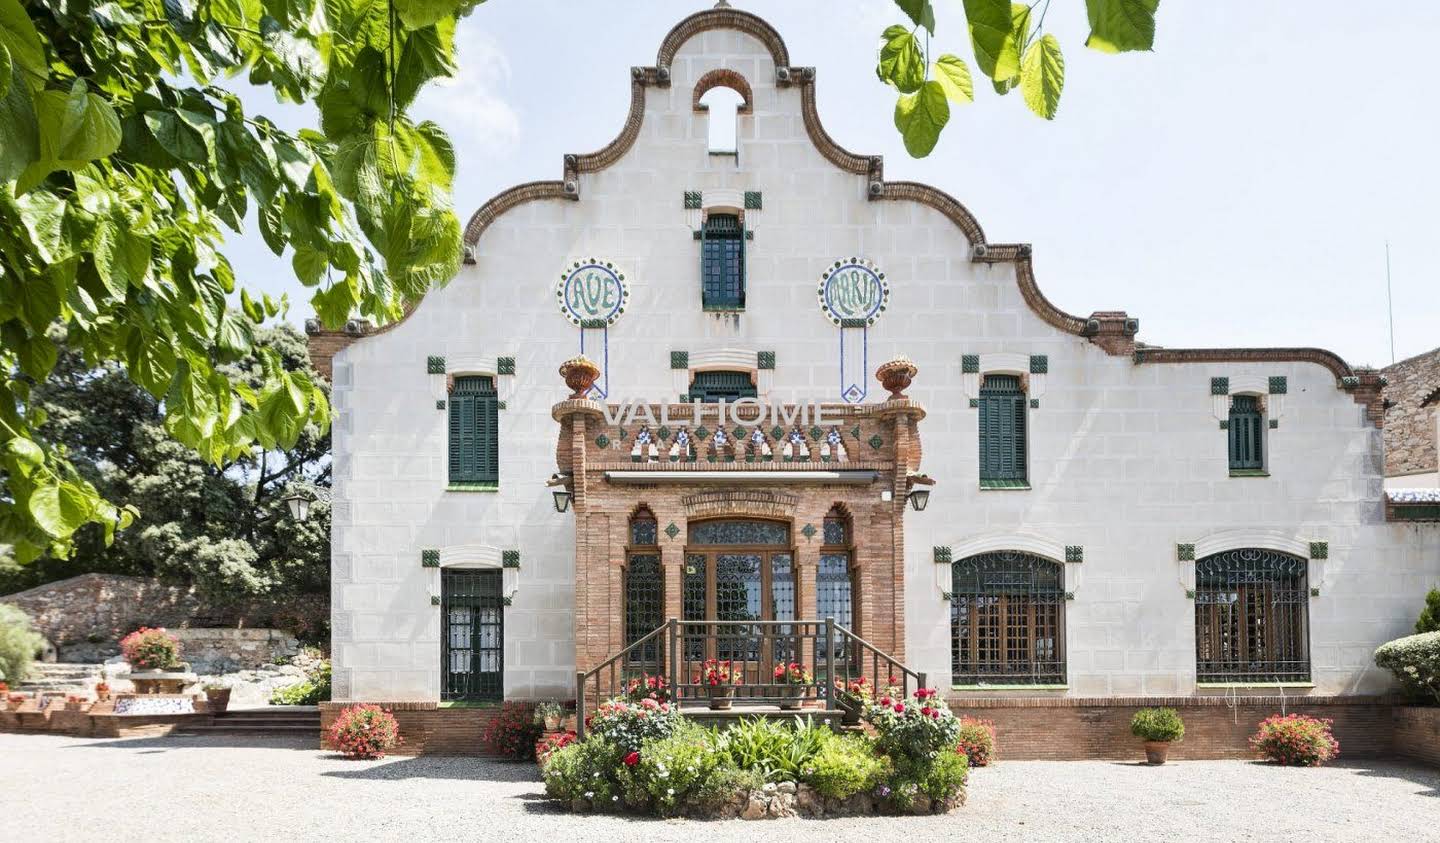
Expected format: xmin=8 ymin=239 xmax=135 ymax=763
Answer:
xmin=1417 ymin=587 xmax=1440 ymax=635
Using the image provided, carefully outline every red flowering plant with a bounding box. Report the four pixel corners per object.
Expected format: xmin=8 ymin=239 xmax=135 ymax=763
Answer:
xmin=536 ymin=730 xmax=578 ymax=764
xmin=772 ymin=662 xmax=813 ymax=685
xmin=328 ymin=704 xmax=402 ymax=759
xmin=834 ymin=676 xmax=874 ymax=708
xmin=623 ymin=673 xmax=671 ymax=703
xmin=586 ymin=697 xmax=679 ymax=753
xmin=483 ymin=702 xmax=543 ymax=760
xmin=1250 ymin=714 xmax=1340 ymax=766
xmin=956 ymin=717 xmax=997 ymax=767
xmin=695 ymin=659 xmax=743 ymax=687
xmin=119 ymin=627 xmax=181 ymax=671
xmin=0 ymin=681 xmax=8 ymax=694
xmin=863 ymin=687 xmax=961 ymax=762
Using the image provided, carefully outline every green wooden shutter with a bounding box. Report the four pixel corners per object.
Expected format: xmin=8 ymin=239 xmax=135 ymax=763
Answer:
xmin=1228 ymin=395 xmax=1264 ymax=470
xmin=689 ymin=370 xmax=757 ymax=403
xmin=701 ymin=214 xmax=745 ymax=309
xmin=979 ymin=375 xmax=1027 ymax=485
xmin=449 ymin=376 xmax=498 ymax=485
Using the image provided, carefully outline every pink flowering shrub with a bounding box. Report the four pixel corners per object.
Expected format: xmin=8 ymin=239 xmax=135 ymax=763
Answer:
xmin=623 ymin=673 xmax=670 ymax=703
xmin=483 ymin=701 xmax=542 ymax=759
xmin=956 ymin=716 xmax=997 ymax=767
xmin=586 ymin=697 xmax=680 ymax=752
xmin=1250 ymin=714 xmax=1340 ymax=766
xmin=863 ymin=687 xmax=960 ymax=762
xmin=328 ymin=704 xmax=402 ymax=759
xmin=119 ymin=627 xmax=180 ymax=670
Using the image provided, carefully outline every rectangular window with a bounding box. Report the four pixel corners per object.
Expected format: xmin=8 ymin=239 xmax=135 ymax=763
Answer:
xmin=701 ymin=213 xmax=744 ymax=309
xmin=1228 ymin=395 xmax=1264 ymax=471
xmin=441 ymin=569 xmax=504 ymax=702
xmin=978 ymin=374 xmax=1027 ymax=486
xmin=688 ymin=370 xmax=757 ymax=403
xmin=448 ymin=375 xmax=498 ymax=486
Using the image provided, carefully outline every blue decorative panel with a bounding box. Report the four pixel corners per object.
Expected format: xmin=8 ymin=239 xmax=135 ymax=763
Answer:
xmin=664 ymin=522 xmax=680 ymax=540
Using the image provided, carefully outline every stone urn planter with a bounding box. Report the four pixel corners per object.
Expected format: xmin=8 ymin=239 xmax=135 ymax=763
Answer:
xmin=205 ymin=687 xmax=232 ymax=714
xmin=707 ymin=685 xmax=736 ymax=711
xmin=558 ymin=355 xmax=601 ymax=399
xmin=875 ymin=356 xmax=918 ymax=399
xmin=1143 ymin=741 xmax=1171 ymax=765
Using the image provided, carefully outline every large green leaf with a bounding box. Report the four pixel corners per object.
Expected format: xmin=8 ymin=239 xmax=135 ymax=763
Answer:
xmin=1021 ymin=34 xmax=1064 ymax=119
xmin=963 ymin=0 xmax=1020 ymax=82
xmin=877 ymin=25 xmax=926 ymax=94
xmin=893 ymin=80 xmax=949 ymax=158
xmin=1085 ymin=0 xmax=1159 ymax=53
xmin=145 ymin=110 xmax=209 ymax=163
xmin=894 ymin=0 xmax=935 ymax=35
xmin=0 ymin=51 xmax=38 ymax=184
xmin=393 ymin=0 xmax=456 ymax=30
xmin=28 ymin=481 xmax=94 ymax=538
xmin=0 ymin=0 xmax=45 ymax=83
xmin=393 ymin=20 xmax=455 ymax=109
xmin=16 ymin=82 xmax=122 ymax=192
xmin=932 ymin=54 xmax=973 ymax=104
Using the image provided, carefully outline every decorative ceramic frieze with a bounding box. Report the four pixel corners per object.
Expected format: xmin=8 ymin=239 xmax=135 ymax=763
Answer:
xmin=664 ymin=522 xmax=680 ymax=540
xmin=801 ymin=523 xmax=817 ymax=540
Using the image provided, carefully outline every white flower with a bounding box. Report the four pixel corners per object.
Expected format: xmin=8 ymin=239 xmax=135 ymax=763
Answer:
xmin=667 ymin=788 xmax=675 ymax=796
xmin=584 ymin=791 xmax=594 ymax=799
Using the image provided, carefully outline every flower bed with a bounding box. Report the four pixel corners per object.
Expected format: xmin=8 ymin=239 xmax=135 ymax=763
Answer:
xmin=544 ymin=685 xmax=967 ymax=818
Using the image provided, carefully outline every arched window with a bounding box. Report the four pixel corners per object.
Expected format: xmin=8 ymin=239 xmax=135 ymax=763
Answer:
xmin=1194 ymin=548 xmax=1308 ymax=682
xmin=818 ymin=507 xmax=855 ymax=660
xmin=624 ymin=508 xmax=662 ymax=665
xmin=698 ymin=84 xmax=744 ymax=153
xmin=951 ymin=551 xmax=1064 ymax=685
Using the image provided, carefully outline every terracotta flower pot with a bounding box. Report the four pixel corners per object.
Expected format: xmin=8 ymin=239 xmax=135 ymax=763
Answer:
xmin=558 ymin=355 xmax=601 ymax=399
xmin=205 ymin=687 xmax=232 ymax=714
xmin=875 ymin=356 xmax=918 ymax=399
xmin=544 ymin=715 xmax=562 ymax=732
xmin=1144 ymin=740 xmax=1171 ymax=765
xmin=778 ymin=685 xmax=806 ymax=711
xmin=708 ymin=685 xmax=735 ymax=711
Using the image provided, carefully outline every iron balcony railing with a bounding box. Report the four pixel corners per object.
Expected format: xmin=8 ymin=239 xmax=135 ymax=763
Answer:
xmin=576 ymin=618 xmax=926 ymax=739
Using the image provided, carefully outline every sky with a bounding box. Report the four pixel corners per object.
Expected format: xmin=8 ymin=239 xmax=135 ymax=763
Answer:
xmin=229 ymin=0 xmax=1439 ymax=368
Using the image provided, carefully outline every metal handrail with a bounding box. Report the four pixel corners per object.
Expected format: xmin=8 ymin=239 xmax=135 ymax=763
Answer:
xmin=576 ymin=617 xmax=928 ymax=739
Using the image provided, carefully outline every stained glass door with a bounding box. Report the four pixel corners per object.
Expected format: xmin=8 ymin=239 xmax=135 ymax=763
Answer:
xmin=683 ymin=520 xmax=796 ymax=684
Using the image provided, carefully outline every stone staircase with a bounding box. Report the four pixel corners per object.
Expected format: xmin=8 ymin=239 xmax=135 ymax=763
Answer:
xmin=15 ymin=662 xmax=104 ymax=695
xmin=180 ymin=705 xmax=321 ymax=736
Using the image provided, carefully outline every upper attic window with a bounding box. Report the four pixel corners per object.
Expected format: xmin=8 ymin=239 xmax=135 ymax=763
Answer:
xmin=699 ymin=86 xmax=743 ymax=153
xmin=693 ymin=69 xmax=752 ymax=156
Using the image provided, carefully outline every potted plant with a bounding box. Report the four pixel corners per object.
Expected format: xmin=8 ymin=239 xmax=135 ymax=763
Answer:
xmin=6 ymin=693 xmax=26 ymax=711
xmin=119 ymin=627 xmax=183 ymax=672
xmin=772 ymin=662 xmax=812 ymax=710
xmin=535 ymin=701 xmax=565 ymax=732
xmin=204 ymin=683 xmax=232 ymax=714
xmin=64 ymin=694 xmax=89 ymax=712
xmin=834 ymin=676 xmax=872 ymax=726
xmin=94 ymin=681 xmax=111 ymax=702
xmin=1131 ymin=707 xmax=1185 ymax=764
xmin=0 ymin=681 xmax=8 ymax=695
xmin=697 ymin=659 xmax=742 ymax=710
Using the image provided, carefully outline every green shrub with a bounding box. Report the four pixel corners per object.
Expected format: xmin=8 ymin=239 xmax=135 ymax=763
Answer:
xmin=1416 ymin=588 xmax=1440 ymax=634
xmin=1130 ymin=707 xmax=1185 ymax=742
xmin=886 ymin=750 xmax=968 ymax=810
xmin=721 ymin=716 xmax=829 ymax=782
xmin=0 ymin=605 xmax=44 ymax=684
xmin=587 ymin=697 xmax=680 ymax=753
xmin=614 ymin=720 xmax=725 ymax=816
xmin=689 ymin=762 xmax=763 ymax=813
xmin=1374 ymin=631 xmax=1440 ymax=704
xmin=542 ymin=737 xmax=626 ymax=807
xmin=802 ymin=733 xmax=886 ymax=800
xmin=1250 ymin=714 xmax=1339 ymax=766
xmin=269 ymin=660 xmax=331 ymax=705
xmin=864 ymin=688 xmax=960 ymax=762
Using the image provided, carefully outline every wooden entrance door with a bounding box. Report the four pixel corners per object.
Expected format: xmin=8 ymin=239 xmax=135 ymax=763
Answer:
xmin=681 ymin=519 xmax=796 ymax=682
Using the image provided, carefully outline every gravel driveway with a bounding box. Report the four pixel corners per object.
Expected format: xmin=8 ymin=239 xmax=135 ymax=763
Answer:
xmin=4 ymin=733 xmax=1437 ymax=842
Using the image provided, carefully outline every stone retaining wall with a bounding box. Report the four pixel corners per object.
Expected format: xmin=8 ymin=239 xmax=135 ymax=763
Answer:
xmin=174 ymin=629 xmax=300 ymax=674
xmin=0 ymin=573 xmax=325 ymax=661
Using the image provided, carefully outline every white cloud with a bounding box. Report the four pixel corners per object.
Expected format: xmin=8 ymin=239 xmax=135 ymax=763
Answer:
xmin=413 ymin=30 xmax=521 ymax=158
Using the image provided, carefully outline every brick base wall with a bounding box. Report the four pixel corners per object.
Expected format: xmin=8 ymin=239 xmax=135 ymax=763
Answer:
xmin=318 ymin=702 xmax=505 ymax=756
xmin=1392 ymin=705 xmax=1440 ymax=767
xmin=948 ymin=696 xmax=1399 ymax=761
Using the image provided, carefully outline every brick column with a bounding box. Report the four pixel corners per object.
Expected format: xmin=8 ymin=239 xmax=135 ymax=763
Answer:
xmin=661 ymin=537 xmax=684 ymax=687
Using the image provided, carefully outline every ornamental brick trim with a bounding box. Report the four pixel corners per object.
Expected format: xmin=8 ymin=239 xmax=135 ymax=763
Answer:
xmin=681 ymin=489 xmax=800 ymax=519
xmin=692 ymin=68 xmax=753 ymax=114
xmin=656 ymin=8 xmax=792 ymax=71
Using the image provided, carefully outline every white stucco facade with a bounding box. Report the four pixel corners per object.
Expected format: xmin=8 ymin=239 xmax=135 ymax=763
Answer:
xmin=323 ymin=10 xmax=1440 ymax=703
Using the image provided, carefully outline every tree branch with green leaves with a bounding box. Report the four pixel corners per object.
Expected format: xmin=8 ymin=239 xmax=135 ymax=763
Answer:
xmin=877 ymin=0 xmax=1160 ymax=156
xmin=0 ymin=0 xmax=479 ymax=561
